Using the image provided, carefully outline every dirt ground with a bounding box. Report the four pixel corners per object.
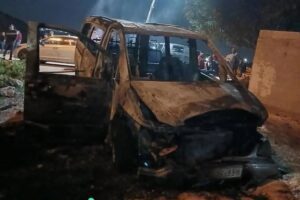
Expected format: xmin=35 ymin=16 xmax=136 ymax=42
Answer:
xmin=262 ymin=113 xmax=300 ymax=199
xmin=263 ymin=113 xmax=300 ymax=171
xmin=0 ymin=96 xmax=300 ymax=199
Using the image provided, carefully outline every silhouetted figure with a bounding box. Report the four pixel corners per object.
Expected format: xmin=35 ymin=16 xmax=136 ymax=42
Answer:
xmin=3 ymin=24 xmax=17 ymax=60
xmin=211 ymin=54 xmax=219 ymax=76
xmin=225 ymin=47 xmax=240 ymax=75
xmin=0 ymin=32 xmax=5 ymax=53
xmin=14 ymin=29 xmax=22 ymax=49
xmin=197 ymin=52 xmax=205 ymax=69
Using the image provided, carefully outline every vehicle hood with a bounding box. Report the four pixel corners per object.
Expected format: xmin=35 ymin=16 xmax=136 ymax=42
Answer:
xmin=130 ymin=81 xmax=266 ymax=126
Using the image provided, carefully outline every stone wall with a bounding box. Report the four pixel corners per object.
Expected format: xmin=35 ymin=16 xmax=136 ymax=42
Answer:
xmin=249 ymin=30 xmax=300 ymax=119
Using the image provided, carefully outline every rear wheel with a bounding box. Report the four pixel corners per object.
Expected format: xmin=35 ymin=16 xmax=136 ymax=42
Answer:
xmin=18 ymin=49 xmax=28 ymax=60
xmin=111 ymin=119 xmax=138 ymax=173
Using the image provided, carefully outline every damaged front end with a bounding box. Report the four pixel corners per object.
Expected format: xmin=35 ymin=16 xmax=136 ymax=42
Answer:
xmin=113 ymin=80 xmax=281 ymax=186
xmin=106 ymin=24 xmax=280 ymax=186
xmin=136 ymin=109 xmax=279 ymax=185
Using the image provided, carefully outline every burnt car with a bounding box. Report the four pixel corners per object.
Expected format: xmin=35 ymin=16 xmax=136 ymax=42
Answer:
xmin=24 ymin=16 xmax=280 ymax=185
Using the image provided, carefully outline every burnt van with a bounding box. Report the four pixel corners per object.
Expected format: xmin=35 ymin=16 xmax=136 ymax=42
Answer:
xmin=24 ymin=16 xmax=280 ymax=185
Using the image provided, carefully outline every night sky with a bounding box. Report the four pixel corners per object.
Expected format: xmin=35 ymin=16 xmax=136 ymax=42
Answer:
xmin=0 ymin=0 xmax=188 ymax=30
xmin=0 ymin=0 xmax=253 ymax=58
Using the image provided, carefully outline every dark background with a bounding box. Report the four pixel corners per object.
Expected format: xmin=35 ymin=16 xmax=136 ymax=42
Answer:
xmin=0 ymin=0 xmax=188 ymax=29
xmin=0 ymin=0 xmax=253 ymax=59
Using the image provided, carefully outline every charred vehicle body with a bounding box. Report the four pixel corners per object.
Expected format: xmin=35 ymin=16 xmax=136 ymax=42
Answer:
xmin=24 ymin=16 xmax=280 ymax=185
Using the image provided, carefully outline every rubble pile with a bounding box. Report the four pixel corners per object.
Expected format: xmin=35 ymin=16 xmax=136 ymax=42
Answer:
xmin=0 ymin=79 xmax=24 ymax=125
xmin=283 ymin=174 xmax=300 ymax=199
xmin=0 ymin=86 xmax=16 ymax=97
xmin=0 ymin=59 xmax=24 ymax=125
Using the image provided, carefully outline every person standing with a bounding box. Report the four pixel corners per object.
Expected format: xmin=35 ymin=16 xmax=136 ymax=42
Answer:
xmin=0 ymin=32 xmax=5 ymax=53
xmin=197 ymin=52 xmax=205 ymax=70
xmin=225 ymin=47 xmax=240 ymax=75
xmin=3 ymin=24 xmax=17 ymax=60
xmin=14 ymin=29 xmax=22 ymax=49
xmin=211 ymin=54 xmax=219 ymax=76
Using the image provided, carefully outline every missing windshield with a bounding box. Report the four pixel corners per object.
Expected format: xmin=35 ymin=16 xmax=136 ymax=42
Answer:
xmin=125 ymin=34 xmax=231 ymax=82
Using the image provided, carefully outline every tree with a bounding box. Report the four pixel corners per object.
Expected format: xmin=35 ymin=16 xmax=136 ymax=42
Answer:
xmin=185 ymin=0 xmax=300 ymax=48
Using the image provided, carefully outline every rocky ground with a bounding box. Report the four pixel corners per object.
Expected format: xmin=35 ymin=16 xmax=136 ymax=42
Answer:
xmin=0 ymin=57 xmax=24 ymax=125
xmin=0 ymin=86 xmax=23 ymax=125
xmin=262 ymin=113 xmax=300 ymax=199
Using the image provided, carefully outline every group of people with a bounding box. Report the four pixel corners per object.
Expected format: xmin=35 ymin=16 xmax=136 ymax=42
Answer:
xmin=197 ymin=48 xmax=249 ymax=77
xmin=197 ymin=52 xmax=220 ymax=76
xmin=0 ymin=24 xmax=22 ymax=60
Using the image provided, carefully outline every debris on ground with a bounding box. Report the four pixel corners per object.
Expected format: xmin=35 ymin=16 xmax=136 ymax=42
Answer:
xmin=260 ymin=113 xmax=300 ymax=172
xmin=283 ymin=174 xmax=300 ymax=200
xmin=258 ymin=112 xmax=300 ymax=200
xmin=7 ymin=78 xmax=24 ymax=88
xmin=0 ymin=86 xmax=16 ymax=97
xmin=178 ymin=192 xmax=233 ymax=200
xmin=250 ymin=180 xmax=295 ymax=200
xmin=0 ymin=94 xmax=23 ymax=125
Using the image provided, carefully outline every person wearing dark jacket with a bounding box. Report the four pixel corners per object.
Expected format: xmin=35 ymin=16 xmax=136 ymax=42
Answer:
xmin=0 ymin=32 xmax=5 ymax=53
xmin=2 ymin=24 xmax=17 ymax=60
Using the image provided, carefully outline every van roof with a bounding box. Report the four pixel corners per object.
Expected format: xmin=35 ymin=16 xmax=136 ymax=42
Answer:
xmin=86 ymin=16 xmax=208 ymax=40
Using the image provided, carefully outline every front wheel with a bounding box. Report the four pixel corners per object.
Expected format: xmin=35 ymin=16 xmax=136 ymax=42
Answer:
xmin=111 ymin=120 xmax=138 ymax=173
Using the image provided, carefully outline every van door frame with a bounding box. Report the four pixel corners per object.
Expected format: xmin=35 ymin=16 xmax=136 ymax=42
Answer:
xmin=24 ymin=22 xmax=112 ymax=134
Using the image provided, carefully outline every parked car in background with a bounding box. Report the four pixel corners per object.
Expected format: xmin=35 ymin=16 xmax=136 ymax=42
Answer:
xmin=14 ymin=35 xmax=77 ymax=64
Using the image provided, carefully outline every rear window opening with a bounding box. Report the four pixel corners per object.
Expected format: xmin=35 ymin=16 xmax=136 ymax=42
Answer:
xmin=125 ymin=33 xmax=232 ymax=82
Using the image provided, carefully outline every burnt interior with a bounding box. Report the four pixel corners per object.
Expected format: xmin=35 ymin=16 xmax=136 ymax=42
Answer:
xmin=173 ymin=109 xmax=262 ymax=166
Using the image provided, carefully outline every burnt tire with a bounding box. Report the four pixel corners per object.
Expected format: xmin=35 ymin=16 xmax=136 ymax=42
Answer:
xmin=18 ymin=49 xmax=28 ymax=60
xmin=111 ymin=120 xmax=138 ymax=173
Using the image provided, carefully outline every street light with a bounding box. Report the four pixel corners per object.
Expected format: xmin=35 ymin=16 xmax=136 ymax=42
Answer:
xmin=146 ymin=0 xmax=156 ymax=23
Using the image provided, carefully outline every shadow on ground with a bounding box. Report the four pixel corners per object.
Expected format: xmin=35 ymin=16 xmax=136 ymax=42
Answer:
xmin=0 ymin=123 xmax=298 ymax=200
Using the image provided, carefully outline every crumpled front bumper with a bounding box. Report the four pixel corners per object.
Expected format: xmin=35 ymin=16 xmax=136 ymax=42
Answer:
xmin=138 ymin=137 xmax=281 ymax=182
xmin=138 ymin=157 xmax=280 ymax=183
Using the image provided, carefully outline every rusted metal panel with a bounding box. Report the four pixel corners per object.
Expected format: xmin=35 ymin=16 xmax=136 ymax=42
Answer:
xmin=130 ymin=81 xmax=264 ymax=126
xmin=24 ymin=22 xmax=112 ymax=130
xmin=25 ymin=74 xmax=111 ymax=126
xmin=86 ymin=16 xmax=208 ymax=40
